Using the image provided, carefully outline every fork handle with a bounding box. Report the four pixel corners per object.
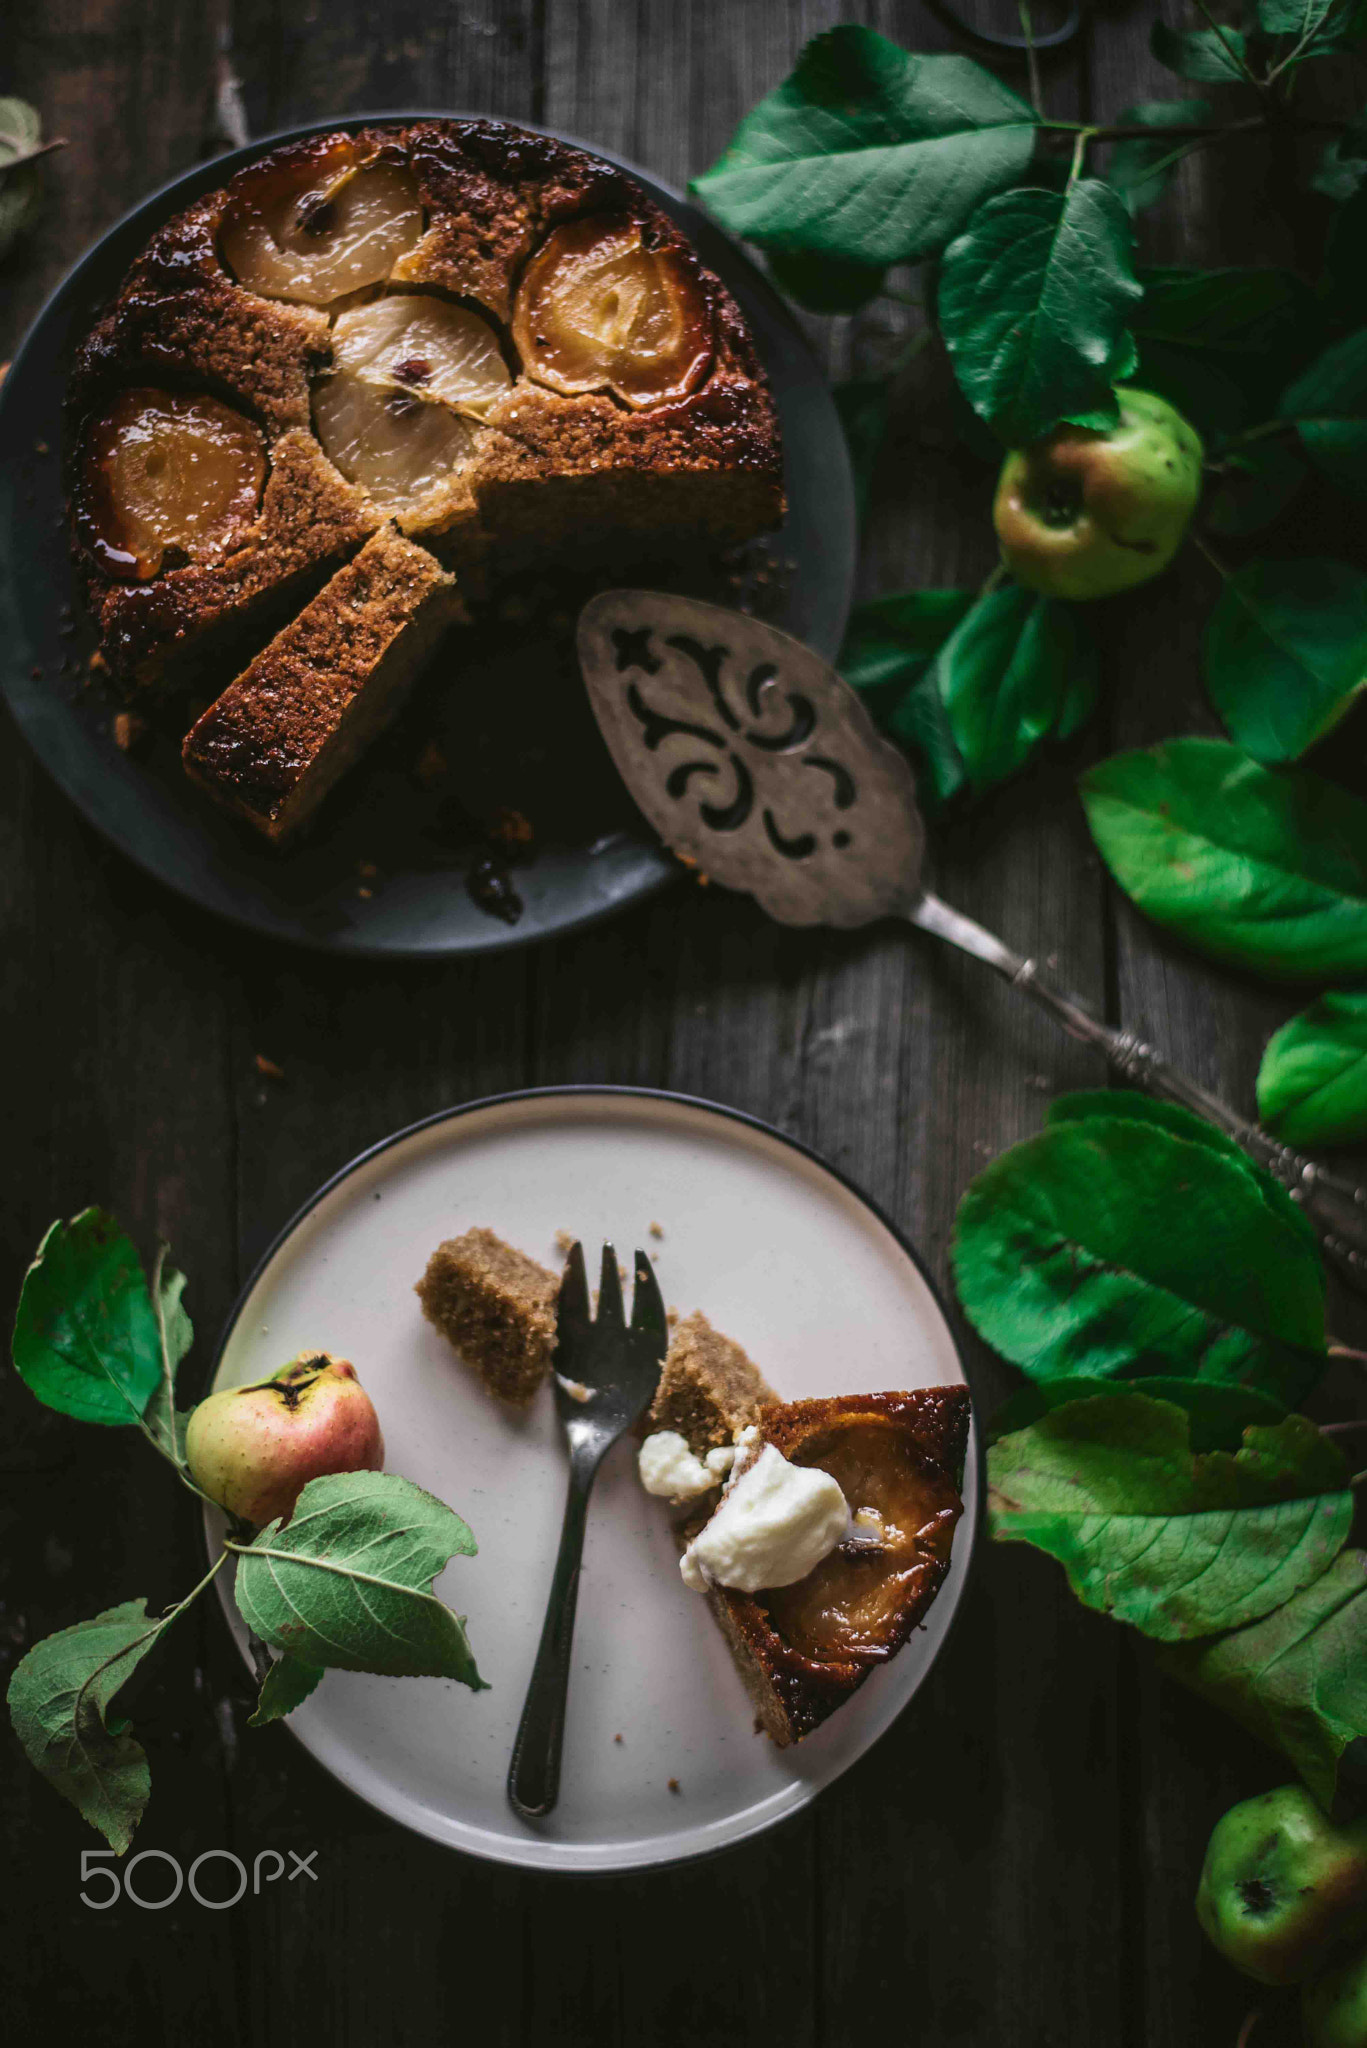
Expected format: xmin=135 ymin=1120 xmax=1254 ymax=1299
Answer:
xmin=507 ymin=1452 xmax=596 ymax=1821
xmin=907 ymin=890 xmax=1367 ymax=1291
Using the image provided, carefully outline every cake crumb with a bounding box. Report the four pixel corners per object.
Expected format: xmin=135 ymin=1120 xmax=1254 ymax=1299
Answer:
xmin=554 ymin=1229 xmax=576 ymax=1257
xmin=613 ymin=1733 xmax=623 ymax=1745
xmin=357 ymin=859 xmax=379 ymax=879
xmin=649 ymin=1222 xmax=664 ymax=1240
xmin=417 ymin=1227 xmax=558 ymax=1404
xmin=667 ymin=1778 xmax=680 ymax=1794
xmin=357 ymin=885 xmax=373 ymax=899
xmin=413 ymin=738 xmax=449 ymax=789
xmin=112 ymin=710 xmax=148 ymax=753
xmin=488 ymin=806 xmax=534 ymax=853
xmin=646 ymin=1311 xmax=777 ymax=1452
xmin=254 ymin=1053 xmax=285 ymax=1080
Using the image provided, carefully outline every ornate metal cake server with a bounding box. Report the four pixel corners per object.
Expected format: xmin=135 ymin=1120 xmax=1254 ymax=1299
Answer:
xmin=577 ymin=589 xmax=1367 ymax=1286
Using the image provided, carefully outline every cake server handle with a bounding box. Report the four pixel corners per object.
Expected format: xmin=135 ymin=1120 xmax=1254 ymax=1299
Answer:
xmin=907 ymin=889 xmax=1367 ymax=1291
xmin=507 ymin=1445 xmax=597 ymax=1821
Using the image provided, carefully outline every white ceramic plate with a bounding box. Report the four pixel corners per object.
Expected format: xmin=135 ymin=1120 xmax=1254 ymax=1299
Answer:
xmin=205 ymin=1089 xmax=979 ymax=1873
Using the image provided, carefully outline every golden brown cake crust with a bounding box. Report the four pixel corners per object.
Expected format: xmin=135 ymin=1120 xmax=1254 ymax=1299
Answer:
xmin=416 ymin=1228 xmax=560 ymax=1405
xmin=182 ymin=524 xmax=462 ymax=841
xmin=645 ymin=1311 xmax=778 ymax=1451
xmin=701 ymin=1388 xmax=971 ymax=1747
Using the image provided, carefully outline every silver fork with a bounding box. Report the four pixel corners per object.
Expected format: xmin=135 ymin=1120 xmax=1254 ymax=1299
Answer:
xmin=507 ymin=1241 xmax=669 ymax=1822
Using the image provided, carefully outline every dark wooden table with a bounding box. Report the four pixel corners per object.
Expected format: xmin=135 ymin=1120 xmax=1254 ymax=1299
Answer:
xmin=3 ymin=5 xmax=1360 ymax=2042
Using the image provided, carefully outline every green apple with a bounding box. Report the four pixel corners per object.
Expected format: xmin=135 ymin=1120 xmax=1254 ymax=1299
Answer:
xmin=1304 ymin=1945 xmax=1367 ymax=2048
xmin=993 ymin=388 xmax=1203 ymax=600
xmin=186 ymin=1351 xmax=384 ymax=1527
xmin=1196 ymin=1787 xmax=1367 ymax=1987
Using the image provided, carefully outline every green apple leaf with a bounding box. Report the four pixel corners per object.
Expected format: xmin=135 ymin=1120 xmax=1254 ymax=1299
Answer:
xmin=12 ymin=1210 xmax=166 ymax=1428
xmin=249 ymin=1654 xmax=325 ymax=1728
xmin=1041 ymin=1090 xmax=1318 ymax=1250
xmin=1150 ymin=18 xmax=1252 ymax=82
xmin=928 ymin=584 xmax=1097 ymax=793
xmin=1258 ymin=991 xmax=1367 ymax=1146
xmin=765 ymin=245 xmax=885 ymax=313
xmin=1132 ymin=267 xmax=1314 ymax=434
xmin=989 ymin=1375 xmax=1289 ymax=1452
xmin=842 ymin=588 xmax=975 ymax=705
xmin=231 ymin=1471 xmax=486 ymax=1687
xmin=1204 ymin=558 xmax=1367 ymax=763
xmin=939 ymin=181 xmax=1142 ymax=445
xmin=691 ymin=27 xmax=1037 ymax=267
xmin=1161 ymin=1547 xmax=1367 ymax=1807
xmin=1258 ymin=0 xmax=1367 ymax=49
xmin=1045 ymin=1087 xmax=1257 ymax=1164
xmin=1205 ymin=439 xmax=1307 ymax=536
xmin=833 ymin=376 xmax=893 ymax=523
xmin=841 ymin=587 xmax=974 ymax=807
xmin=1080 ymin=737 xmax=1367 ymax=979
xmin=141 ymin=1250 xmax=194 ymax=1468
xmin=7 ymin=1599 xmax=175 ymax=1852
xmin=953 ymin=1111 xmax=1327 ymax=1405
xmin=988 ymin=1396 xmax=1352 ymax=1640
xmin=886 ymin=677 xmax=969 ymax=812
xmin=1325 ymin=188 xmax=1367 ymax=323
xmin=1107 ymin=99 xmax=1214 ymax=214
xmin=1280 ymin=330 xmax=1367 ymax=498
xmin=1313 ymin=133 xmax=1367 ymax=203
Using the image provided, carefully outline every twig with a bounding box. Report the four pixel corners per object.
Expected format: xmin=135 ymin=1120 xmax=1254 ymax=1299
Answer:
xmin=1038 ymin=113 xmax=1343 ymax=142
xmin=1067 ymin=128 xmax=1095 ymax=189
xmin=0 ymin=136 xmax=68 ymax=170
xmin=1320 ymin=1417 xmax=1367 ymax=1436
xmin=1018 ymin=1 xmax=1044 ymax=118
xmin=1235 ymin=2009 xmax=1261 ymax=2048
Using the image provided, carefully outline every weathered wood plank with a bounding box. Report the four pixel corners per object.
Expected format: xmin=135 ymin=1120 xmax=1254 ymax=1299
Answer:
xmin=1 ymin=7 xmax=243 ymax=2041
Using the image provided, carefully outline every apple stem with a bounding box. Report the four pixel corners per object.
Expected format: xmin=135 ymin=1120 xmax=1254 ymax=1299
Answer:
xmin=1016 ymin=1 xmax=1043 ymax=119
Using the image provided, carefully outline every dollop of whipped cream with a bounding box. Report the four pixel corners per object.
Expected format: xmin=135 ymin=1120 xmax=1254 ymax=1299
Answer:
xmin=637 ymin=1430 xmax=735 ymax=1503
xmin=679 ymin=1427 xmax=849 ymax=1593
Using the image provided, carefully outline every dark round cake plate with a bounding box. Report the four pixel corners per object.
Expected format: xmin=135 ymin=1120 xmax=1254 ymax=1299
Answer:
xmin=0 ymin=114 xmax=856 ymax=960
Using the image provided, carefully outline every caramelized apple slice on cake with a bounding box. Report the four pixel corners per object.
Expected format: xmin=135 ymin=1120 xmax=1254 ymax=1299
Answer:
xmin=77 ymin=387 xmax=267 ymax=581
xmin=312 ymin=376 xmax=478 ymax=518
xmin=221 ymin=145 xmax=424 ymax=307
xmin=512 ymin=215 xmax=713 ymax=409
xmin=698 ymin=1389 xmax=970 ymax=1746
xmin=331 ymin=296 xmax=512 ymax=416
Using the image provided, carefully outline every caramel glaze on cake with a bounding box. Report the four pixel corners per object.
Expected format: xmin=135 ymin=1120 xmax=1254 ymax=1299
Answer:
xmin=694 ymin=1389 xmax=970 ymax=1747
xmin=66 ymin=120 xmax=785 ymax=746
xmin=183 ymin=525 xmax=464 ymax=843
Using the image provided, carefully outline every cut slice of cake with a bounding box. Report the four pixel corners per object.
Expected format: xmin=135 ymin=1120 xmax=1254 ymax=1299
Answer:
xmin=78 ymin=427 xmax=382 ymax=698
xmin=416 ymin=1228 xmax=560 ymax=1405
xmin=683 ymin=1388 xmax=970 ymax=1746
xmin=644 ymin=1311 xmax=777 ymax=1451
xmin=182 ymin=523 xmax=463 ymax=843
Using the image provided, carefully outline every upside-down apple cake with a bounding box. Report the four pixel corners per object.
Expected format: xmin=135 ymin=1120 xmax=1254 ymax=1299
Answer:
xmin=65 ymin=121 xmax=785 ymax=841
